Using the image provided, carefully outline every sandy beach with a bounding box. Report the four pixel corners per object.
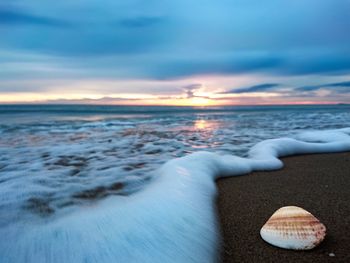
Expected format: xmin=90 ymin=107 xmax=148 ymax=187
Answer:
xmin=217 ymin=152 xmax=350 ymax=263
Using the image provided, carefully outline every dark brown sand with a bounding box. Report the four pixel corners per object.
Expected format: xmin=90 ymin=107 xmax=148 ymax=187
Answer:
xmin=216 ymin=152 xmax=350 ymax=263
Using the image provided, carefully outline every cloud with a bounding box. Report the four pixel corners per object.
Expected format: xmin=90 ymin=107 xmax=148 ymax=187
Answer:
xmin=220 ymin=83 xmax=280 ymax=94
xmin=119 ymin=16 xmax=166 ymax=28
xmin=148 ymin=54 xmax=284 ymax=80
xmin=326 ymin=81 xmax=350 ymax=87
xmin=182 ymin=84 xmax=202 ymax=98
xmin=297 ymin=81 xmax=350 ymax=93
xmin=230 ymin=80 xmax=350 ymax=98
xmin=180 ymin=83 xmax=212 ymax=99
xmin=0 ymin=8 xmax=69 ymax=27
xmin=44 ymin=96 xmax=141 ymax=104
xmin=0 ymin=0 xmax=350 ymax=104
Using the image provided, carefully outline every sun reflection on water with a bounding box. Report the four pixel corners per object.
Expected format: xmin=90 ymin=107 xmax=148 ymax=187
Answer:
xmin=190 ymin=119 xmax=225 ymax=149
xmin=194 ymin=119 xmax=209 ymax=130
xmin=194 ymin=119 xmax=221 ymax=131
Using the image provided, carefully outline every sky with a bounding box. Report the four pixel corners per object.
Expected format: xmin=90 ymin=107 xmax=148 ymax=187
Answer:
xmin=0 ymin=0 xmax=350 ymax=106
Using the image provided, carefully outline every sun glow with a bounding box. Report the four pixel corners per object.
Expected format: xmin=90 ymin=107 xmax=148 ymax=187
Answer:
xmin=170 ymin=97 xmax=216 ymax=107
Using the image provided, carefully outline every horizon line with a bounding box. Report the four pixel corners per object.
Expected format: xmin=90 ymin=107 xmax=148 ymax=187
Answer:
xmin=0 ymin=102 xmax=348 ymax=107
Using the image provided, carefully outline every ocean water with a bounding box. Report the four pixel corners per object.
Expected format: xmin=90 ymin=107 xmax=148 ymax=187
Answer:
xmin=0 ymin=104 xmax=350 ymax=262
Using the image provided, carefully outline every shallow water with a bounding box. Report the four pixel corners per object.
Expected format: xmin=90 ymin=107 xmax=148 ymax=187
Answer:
xmin=0 ymin=105 xmax=349 ymax=224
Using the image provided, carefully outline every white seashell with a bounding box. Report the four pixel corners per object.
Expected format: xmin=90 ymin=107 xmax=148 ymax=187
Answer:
xmin=260 ymin=206 xmax=326 ymax=250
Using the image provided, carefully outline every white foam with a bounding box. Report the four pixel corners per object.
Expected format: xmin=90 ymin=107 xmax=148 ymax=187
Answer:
xmin=1 ymin=128 xmax=350 ymax=262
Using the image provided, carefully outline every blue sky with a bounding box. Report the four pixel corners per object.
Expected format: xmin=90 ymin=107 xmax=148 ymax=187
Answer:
xmin=0 ymin=0 xmax=349 ymax=105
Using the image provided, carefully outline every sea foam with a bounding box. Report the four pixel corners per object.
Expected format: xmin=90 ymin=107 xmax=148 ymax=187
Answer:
xmin=0 ymin=128 xmax=350 ymax=263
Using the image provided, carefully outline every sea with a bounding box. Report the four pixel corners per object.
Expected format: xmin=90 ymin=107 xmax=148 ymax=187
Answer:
xmin=0 ymin=104 xmax=349 ymax=262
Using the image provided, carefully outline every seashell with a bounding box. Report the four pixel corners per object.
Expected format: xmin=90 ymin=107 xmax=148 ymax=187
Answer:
xmin=260 ymin=206 xmax=326 ymax=250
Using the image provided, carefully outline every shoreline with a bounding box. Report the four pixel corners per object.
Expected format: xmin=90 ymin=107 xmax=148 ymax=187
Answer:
xmin=216 ymin=152 xmax=350 ymax=263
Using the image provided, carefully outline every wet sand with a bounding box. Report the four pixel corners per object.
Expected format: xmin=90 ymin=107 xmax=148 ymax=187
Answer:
xmin=216 ymin=152 xmax=350 ymax=263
